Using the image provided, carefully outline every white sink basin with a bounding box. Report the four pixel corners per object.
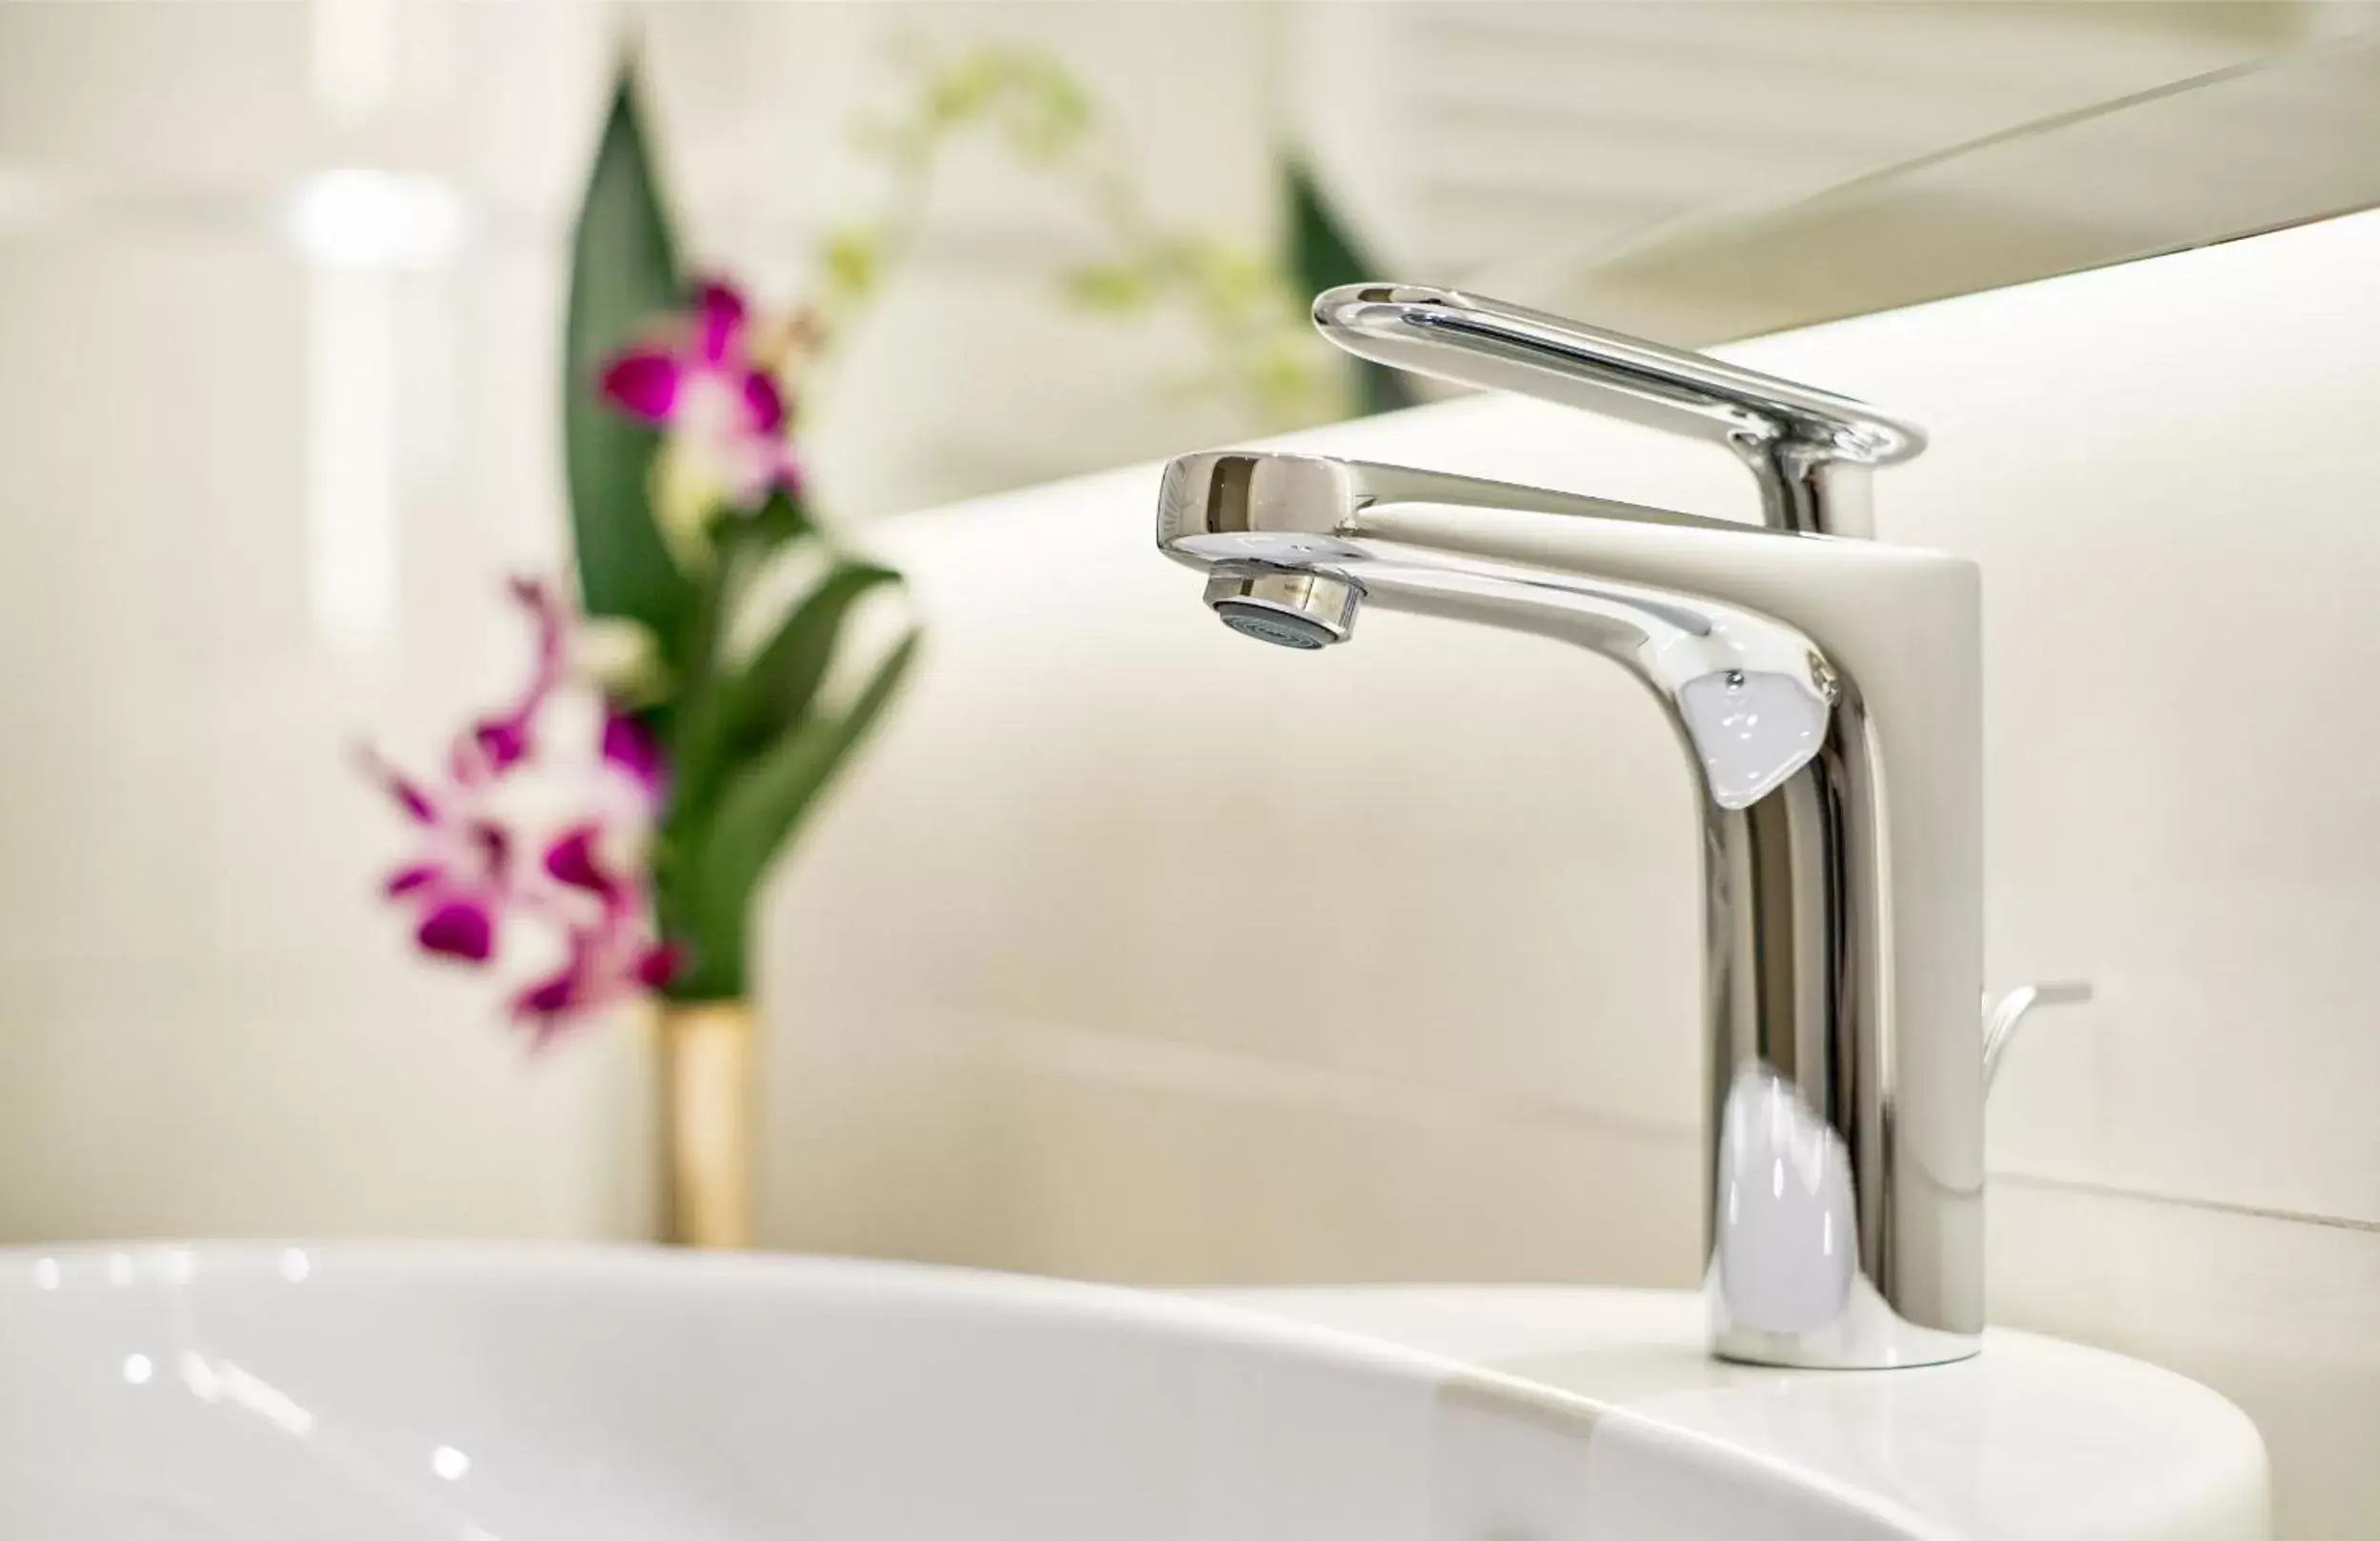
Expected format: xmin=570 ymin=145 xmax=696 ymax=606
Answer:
xmin=1227 ymin=1288 xmax=2270 ymax=1541
xmin=0 ymin=1246 xmax=2263 ymax=1540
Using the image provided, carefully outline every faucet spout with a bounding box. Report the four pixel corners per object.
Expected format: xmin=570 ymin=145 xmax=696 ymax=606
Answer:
xmin=1156 ymin=444 xmax=1983 ymax=1369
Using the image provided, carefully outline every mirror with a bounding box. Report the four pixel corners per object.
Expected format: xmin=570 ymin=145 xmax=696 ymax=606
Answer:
xmin=1287 ymin=3 xmax=2380 ymax=342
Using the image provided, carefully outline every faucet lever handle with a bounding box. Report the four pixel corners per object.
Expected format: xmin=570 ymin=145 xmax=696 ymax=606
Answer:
xmin=1983 ymin=980 xmax=2094 ymax=1091
xmin=1311 ymin=283 xmax=1927 ymax=538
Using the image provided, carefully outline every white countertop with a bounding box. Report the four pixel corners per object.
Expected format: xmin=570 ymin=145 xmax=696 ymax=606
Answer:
xmin=1216 ymin=1286 xmax=2270 ymax=1541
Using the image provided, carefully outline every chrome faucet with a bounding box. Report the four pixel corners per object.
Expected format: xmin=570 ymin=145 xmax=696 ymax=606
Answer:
xmin=1156 ymin=285 xmax=2043 ymax=1370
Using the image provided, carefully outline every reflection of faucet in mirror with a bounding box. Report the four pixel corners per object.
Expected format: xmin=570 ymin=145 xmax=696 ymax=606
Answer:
xmin=1158 ymin=284 xmax=2016 ymax=1369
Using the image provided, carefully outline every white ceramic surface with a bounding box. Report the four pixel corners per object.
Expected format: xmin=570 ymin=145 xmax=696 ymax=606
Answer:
xmin=1230 ymin=1287 xmax=2270 ymax=1541
xmin=0 ymin=1244 xmax=1939 ymax=1541
xmin=0 ymin=1248 xmax=2266 ymax=1533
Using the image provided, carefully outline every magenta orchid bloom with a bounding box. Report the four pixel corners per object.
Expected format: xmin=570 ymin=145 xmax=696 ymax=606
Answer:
xmin=512 ymin=891 xmax=685 ymax=1039
xmin=367 ymin=579 xmax=682 ymax=1045
xmin=504 ymin=707 xmax=680 ymax=1047
xmin=469 ymin=575 xmax=567 ymax=772
xmin=368 ymin=577 xmax=571 ymax=966
xmin=599 ymin=280 xmax=800 ymax=559
xmin=370 ymin=753 xmax=512 ymax=965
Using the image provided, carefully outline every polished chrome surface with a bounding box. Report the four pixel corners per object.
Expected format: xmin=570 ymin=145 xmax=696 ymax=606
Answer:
xmin=1983 ymin=980 xmax=2095 ymax=1091
xmin=1155 ymin=294 xmax=1992 ymax=1369
xmin=1203 ymin=569 xmax=1362 ymax=650
xmin=1312 ymin=284 xmax=1926 ymax=536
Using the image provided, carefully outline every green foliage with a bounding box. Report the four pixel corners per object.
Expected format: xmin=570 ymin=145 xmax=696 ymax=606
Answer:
xmin=640 ymin=495 xmax=917 ymax=1002
xmin=819 ymin=224 xmax=883 ymax=310
xmin=1286 ymin=160 xmax=1415 ymax=416
xmin=665 ymin=630 xmax=923 ymax=1000
xmin=890 ymin=45 xmax=1090 ymax=161
xmin=827 ymin=42 xmax=1367 ymax=432
xmin=564 ymin=72 xmax=700 ymax=657
xmin=722 ymin=561 xmax=905 ymax=762
xmin=743 ymin=484 xmax=814 ymax=548
xmin=989 ymin=54 xmax=1090 ymax=161
xmin=567 ymin=60 xmax=922 ymax=1003
xmin=1064 ymin=261 xmax=1153 ymax=314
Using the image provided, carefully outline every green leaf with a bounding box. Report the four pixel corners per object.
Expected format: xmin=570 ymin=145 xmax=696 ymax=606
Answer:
xmin=820 ymin=223 xmax=883 ymax=304
xmin=723 ymin=561 xmax=903 ymax=760
xmin=565 ymin=64 xmax=699 ymax=652
xmin=1183 ymin=239 xmax=1272 ymax=315
xmin=1062 ymin=260 xmax=1153 ymax=314
xmin=744 ymin=485 xmax=814 ymax=549
xmin=1285 ymin=160 xmax=1415 ymax=416
xmin=671 ymin=630 xmax=923 ymax=997
xmin=649 ymin=527 xmax=750 ymax=831
xmin=997 ymin=55 xmax=1090 ymax=160
xmin=929 ymin=51 xmax=1005 ymax=125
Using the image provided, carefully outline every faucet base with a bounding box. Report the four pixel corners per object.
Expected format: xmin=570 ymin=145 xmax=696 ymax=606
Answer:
xmin=1710 ymin=1275 xmax=1983 ymax=1370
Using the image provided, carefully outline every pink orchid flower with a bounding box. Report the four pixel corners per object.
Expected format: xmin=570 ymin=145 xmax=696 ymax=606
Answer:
xmin=367 ymin=579 xmax=681 ymax=1044
xmin=511 ymin=896 xmax=684 ymax=1045
xmin=504 ymin=710 xmax=681 ymax=1045
xmin=367 ymin=578 xmax=572 ymax=964
xmin=370 ymin=752 xmax=512 ymax=965
xmin=469 ymin=575 xmax=567 ymax=772
xmin=599 ymin=279 xmax=800 ymax=559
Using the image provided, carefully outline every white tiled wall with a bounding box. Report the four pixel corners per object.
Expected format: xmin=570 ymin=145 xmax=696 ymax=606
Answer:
xmin=0 ymin=2 xmax=645 ymax=1244
xmin=0 ymin=3 xmax=1281 ymax=1241
xmin=758 ymin=212 xmax=2380 ymax=1536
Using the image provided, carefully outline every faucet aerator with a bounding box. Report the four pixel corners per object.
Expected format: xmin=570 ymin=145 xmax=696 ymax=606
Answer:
xmin=1202 ymin=569 xmax=1361 ymax=650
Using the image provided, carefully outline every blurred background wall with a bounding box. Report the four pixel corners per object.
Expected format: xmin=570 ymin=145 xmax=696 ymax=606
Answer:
xmin=0 ymin=0 xmax=1304 ymax=1242
xmin=5 ymin=3 xmax=2380 ymax=1533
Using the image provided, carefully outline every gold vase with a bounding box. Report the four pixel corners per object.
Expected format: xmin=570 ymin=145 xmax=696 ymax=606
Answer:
xmin=652 ymin=999 xmax=757 ymax=1249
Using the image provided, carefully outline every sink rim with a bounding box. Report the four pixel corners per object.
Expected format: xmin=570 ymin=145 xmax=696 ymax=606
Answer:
xmin=10 ymin=1240 xmax=2226 ymax=1541
xmin=1218 ymin=1282 xmax=2271 ymax=1541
